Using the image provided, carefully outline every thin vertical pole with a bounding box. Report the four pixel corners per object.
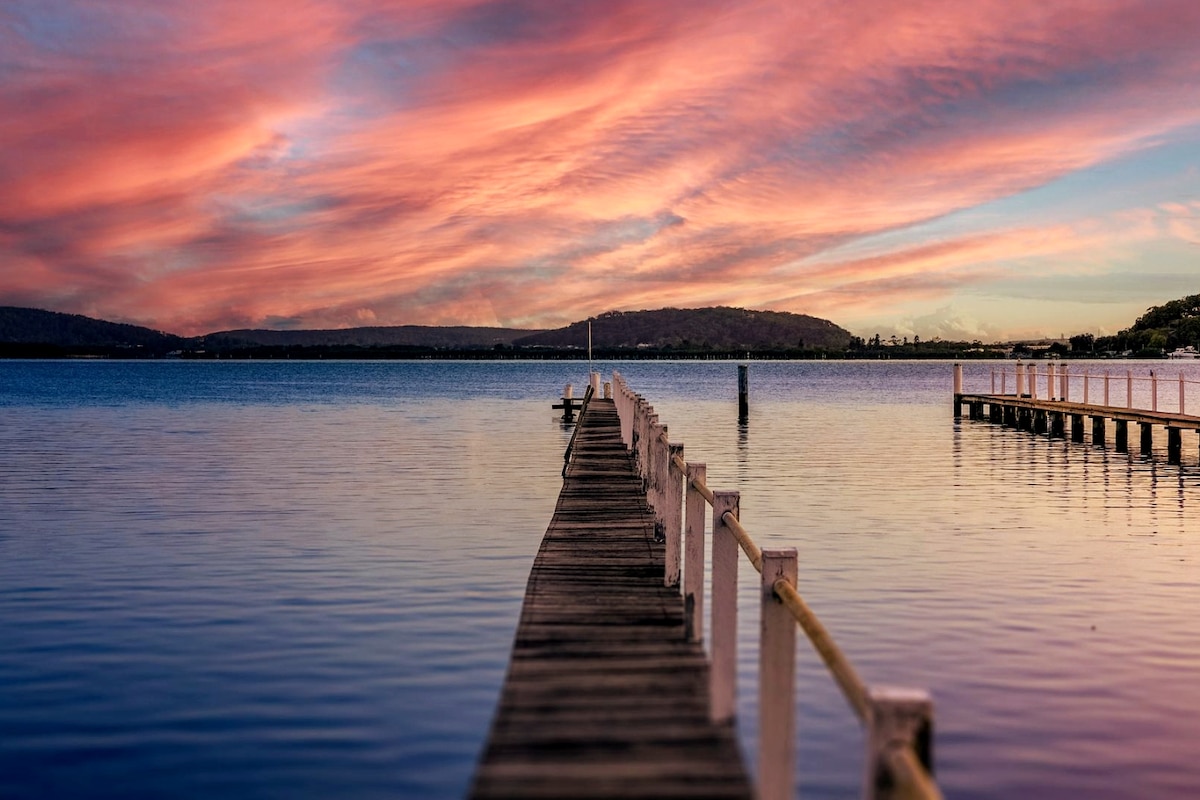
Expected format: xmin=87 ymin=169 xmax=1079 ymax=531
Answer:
xmin=1047 ymin=363 xmax=1055 ymax=400
xmin=1060 ymin=364 xmax=1069 ymax=402
xmin=738 ymin=364 xmax=749 ymax=420
xmin=1031 ymin=365 xmax=1038 ymax=400
xmin=711 ymin=491 xmax=740 ymax=724
xmin=684 ymin=463 xmax=707 ymax=643
xmin=1151 ymin=371 xmax=1158 ymax=412
xmin=759 ymin=549 xmax=798 ymax=800
xmin=1083 ymin=370 xmax=1089 ymax=404
xmin=1105 ymin=371 xmax=1110 ymax=406
xmin=1127 ymin=369 xmax=1133 ymax=409
xmin=1180 ymin=374 xmax=1186 ymax=415
xmin=1016 ymin=360 xmax=1025 ymax=397
xmin=991 ymin=369 xmax=996 ymax=394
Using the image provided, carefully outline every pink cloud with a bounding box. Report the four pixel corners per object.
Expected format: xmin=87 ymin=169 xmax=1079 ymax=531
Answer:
xmin=2 ymin=1 xmax=1199 ymax=335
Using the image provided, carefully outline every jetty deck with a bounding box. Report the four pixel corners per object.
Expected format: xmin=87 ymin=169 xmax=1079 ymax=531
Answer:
xmin=469 ymin=397 xmax=752 ymax=799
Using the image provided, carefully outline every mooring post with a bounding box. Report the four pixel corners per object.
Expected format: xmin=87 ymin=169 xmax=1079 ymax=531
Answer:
xmin=684 ymin=463 xmax=707 ymax=643
xmin=953 ymin=363 xmax=963 ymax=418
xmin=561 ymin=383 xmax=575 ymax=422
xmin=590 ymin=371 xmax=601 ymax=396
xmin=710 ymin=491 xmax=740 ymax=724
xmin=604 ymin=381 xmax=612 ymax=399
xmin=759 ymin=549 xmax=798 ymax=800
xmin=663 ymin=442 xmax=685 ymax=588
xmin=738 ymin=364 xmax=749 ymax=420
xmin=865 ymin=688 xmax=936 ymax=800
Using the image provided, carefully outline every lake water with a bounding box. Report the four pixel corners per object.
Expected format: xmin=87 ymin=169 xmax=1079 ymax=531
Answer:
xmin=1 ymin=359 xmax=1198 ymax=799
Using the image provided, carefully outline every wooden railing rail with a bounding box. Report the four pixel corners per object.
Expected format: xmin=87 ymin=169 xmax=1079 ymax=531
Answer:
xmin=974 ymin=361 xmax=1200 ymax=415
xmin=607 ymin=370 xmax=942 ymax=800
xmin=561 ymin=382 xmax=596 ymax=477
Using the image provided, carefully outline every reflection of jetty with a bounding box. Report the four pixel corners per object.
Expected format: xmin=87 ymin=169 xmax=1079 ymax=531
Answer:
xmin=473 ymin=372 xmax=942 ymax=800
xmin=954 ymin=363 xmax=1200 ymax=464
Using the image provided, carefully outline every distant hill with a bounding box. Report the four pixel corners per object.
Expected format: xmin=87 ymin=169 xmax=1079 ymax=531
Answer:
xmin=0 ymin=306 xmax=184 ymax=354
xmin=202 ymin=325 xmax=542 ymax=349
xmin=514 ymin=307 xmax=852 ymax=351
xmin=1094 ymin=292 xmax=1200 ymax=355
xmin=0 ymin=305 xmax=854 ymax=357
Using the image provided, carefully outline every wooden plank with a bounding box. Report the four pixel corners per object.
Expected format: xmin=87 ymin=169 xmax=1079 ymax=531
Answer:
xmin=469 ymin=398 xmax=752 ymax=800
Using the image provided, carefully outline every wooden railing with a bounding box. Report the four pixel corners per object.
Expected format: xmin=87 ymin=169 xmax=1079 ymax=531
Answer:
xmin=969 ymin=362 xmax=1200 ymax=415
xmin=609 ymin=371 xmax=942 ymax=800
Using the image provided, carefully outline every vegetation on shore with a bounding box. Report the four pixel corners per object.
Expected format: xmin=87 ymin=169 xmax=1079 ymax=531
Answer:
xmin=5 ymin=295 xmax=1199 ymax=360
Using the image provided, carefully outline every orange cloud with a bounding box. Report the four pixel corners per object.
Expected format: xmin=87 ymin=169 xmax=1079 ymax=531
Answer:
xmin=2 ymin=1 xmax=1199 ymax=335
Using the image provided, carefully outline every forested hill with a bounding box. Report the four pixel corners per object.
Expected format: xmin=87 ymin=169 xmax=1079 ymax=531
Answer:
xmin=1095 ymin=293 xmax=1200 ymax=355
xmin=515 ymin=307 xmax=852 ymax=351
xmin=203 ymin=325 xmax=540 ymax=349
xmin=0 ymin=306 xmax=184 ymax=354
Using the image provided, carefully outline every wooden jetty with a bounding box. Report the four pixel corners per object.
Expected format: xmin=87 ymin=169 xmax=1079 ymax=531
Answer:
xmin=470 ymin=391 xmax=753 ymax=799
xmin=954 ymin=362 xmax=1200 ymax=463
xmin=472 ymin=373 xmax=942 ymax=800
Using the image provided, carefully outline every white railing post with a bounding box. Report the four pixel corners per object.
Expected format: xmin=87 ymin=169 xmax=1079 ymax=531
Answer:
xmin=684 ymin=463 xmax=707 ymax=643
xmin=1030 ymin=365 xmax=1038 ymax=400
xmin=760 ymin=549 xmax=798 ymax=800
xmin=1127 ymin=369 xmax=1133 ymax=409
xmin=1016 ymin=360 xmax=1025 ymax=397
xmin=953 ymin=363 xmax=963 ymax=395
xmin=865 ymin=688 xmax=937 ymax=800
xmin=664 ymin=443 xmax=685 ymax=588
xmin=1001 ymin=368 xmax=1006 ymax=395
xmin=590 ymin=371 xmax=601 ymax=396
xmin=1180 ymin=374 xmax=1186 ymax=415
xmin=604 ymin=381 xmax=611 ymax=399
xmin=1151 ymin=371 xmax=1158 ymax=412
xmin=1046 ymin=362 xmax=1055 ymax=400
xmin=1083 ymin=370 xmax=1089 ymax=404
xmin=990 ymin=368 xmax=996 ymax=394
xmin=1104 ymin=370 xmax=1110 ymax=406
xmin=711 ymin=491 xmax=740 ymax=724
xmin=1060 ymin=364 xmax=1069 ymax=402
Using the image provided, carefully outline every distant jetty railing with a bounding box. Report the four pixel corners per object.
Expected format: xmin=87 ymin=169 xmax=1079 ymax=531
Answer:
xmin=975 ymin=362 xmax=1200 ymax=414
xmin=954 ymin=363 xmax=1200 ymax=464
xmin=610 ymin=371 xmax=942 ymax=800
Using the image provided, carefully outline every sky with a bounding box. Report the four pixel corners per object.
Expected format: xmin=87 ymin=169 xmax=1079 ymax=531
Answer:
xmin=2 ymin=1 xmax=1199 ymax=340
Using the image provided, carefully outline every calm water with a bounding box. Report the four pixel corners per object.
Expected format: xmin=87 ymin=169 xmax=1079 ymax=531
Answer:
xmin=1 ymin=360 xmax=1198 ymax=799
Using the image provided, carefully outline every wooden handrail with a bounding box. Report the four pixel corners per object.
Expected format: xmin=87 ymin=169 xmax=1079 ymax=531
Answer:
xmin=773 ymin=579 xmax=870 ymax=722
xmin=607 ymin=369 xmax=941 ymax=800
xmin=561 ymin=383 xmax=596 ymax=476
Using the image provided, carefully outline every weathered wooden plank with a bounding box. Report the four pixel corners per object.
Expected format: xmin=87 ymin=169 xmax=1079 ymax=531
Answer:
xmin=469 ymin=398 xmax=752 ymax=800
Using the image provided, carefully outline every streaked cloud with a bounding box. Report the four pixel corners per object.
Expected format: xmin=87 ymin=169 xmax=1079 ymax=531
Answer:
xmin=2 ymin=1 xmax=1199 ymax=337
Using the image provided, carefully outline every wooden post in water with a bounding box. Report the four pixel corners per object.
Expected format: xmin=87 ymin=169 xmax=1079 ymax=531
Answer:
xmin=1168 ymin=428 xmax=1182 ymax=464
xmin=738 ymin=364 xmax=750 ymax=420
xmin=710 ymin=491 xmax=741 ymax=724
xmin=865 ymin=689 xmax=936 ymax=800
xmin=1140 ymin=422 xmax=1153 ymax=456
xmin=664 ymin=442 xmax=685 ymax=588
xmin=684 ymin=463 xmax=707 ymax=643
xmin=1092 ymin=416 xmax=1106 ymax=447
xmin=1115 ymin=419 xmax=1129 ymax=452
xmin=759 ymin=549 xmax=798 ymax=800
xmin=561 ymin=383 xmax=575 ymax=422
xmin=1071 ymin=414 xmax=1084 ymax=442
xmin=953 ymin=363 xmax=963 ymax=418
